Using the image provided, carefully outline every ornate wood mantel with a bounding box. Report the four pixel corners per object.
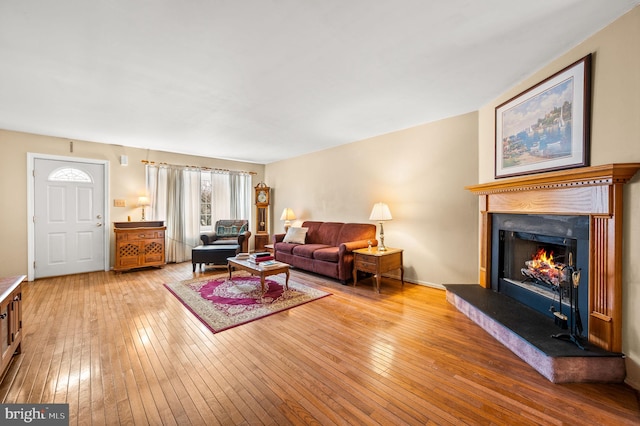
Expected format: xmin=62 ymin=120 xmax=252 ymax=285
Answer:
xmin=466 ymin=163 xmax=640 ymax=352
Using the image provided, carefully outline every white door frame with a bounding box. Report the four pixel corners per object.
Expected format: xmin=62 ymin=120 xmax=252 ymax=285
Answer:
xmin=27 ymin=153 xmax=111 ymax=281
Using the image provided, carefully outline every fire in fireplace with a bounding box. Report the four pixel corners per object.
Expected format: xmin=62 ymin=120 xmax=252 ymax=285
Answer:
xmin=521 ymin=247 xmax=568 ymax=287
xmin=491 ymin=214 xmax=589 ymax=335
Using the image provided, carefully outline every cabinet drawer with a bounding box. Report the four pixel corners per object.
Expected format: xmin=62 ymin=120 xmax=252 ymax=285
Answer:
xmin=354 ymin=255 xmax=377 ymax=271
xmin=117 ymin=230 xmax=164 ymax=241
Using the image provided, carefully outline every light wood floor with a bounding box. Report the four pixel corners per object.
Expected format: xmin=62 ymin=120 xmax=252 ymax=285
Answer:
xmin=1 ymin=263 xmax=638 ymax=425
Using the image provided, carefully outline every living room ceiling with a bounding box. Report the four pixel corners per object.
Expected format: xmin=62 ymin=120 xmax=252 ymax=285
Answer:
xmin=1 ymin=1 xmax=638 ymax=164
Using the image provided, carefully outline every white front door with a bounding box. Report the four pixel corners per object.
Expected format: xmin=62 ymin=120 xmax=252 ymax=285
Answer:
xmin=33 ymin=158 xmax=106 ymax=278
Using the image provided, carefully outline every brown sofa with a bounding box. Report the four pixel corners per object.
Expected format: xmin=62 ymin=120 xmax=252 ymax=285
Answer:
xmin=273 ymin=221 xmax=377 ymax=283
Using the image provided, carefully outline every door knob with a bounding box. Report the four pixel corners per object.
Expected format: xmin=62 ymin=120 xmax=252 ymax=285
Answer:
xmin=97 ymin=223 xmax=103 ymax=227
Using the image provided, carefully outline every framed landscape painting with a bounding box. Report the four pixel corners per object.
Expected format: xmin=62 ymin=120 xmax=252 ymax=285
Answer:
xmin=495 ymin=54 xmax=591 ymax=178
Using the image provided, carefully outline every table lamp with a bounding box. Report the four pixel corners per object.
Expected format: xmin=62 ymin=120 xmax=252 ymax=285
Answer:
xmin=280 ymin=208 xmax=296 ymax=231
xmin=138 ymin=196 xmax=150 ymax=221
xmin=369 ymin=202 xmax=392 ymax=251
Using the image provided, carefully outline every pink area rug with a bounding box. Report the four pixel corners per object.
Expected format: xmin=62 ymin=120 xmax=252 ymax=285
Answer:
xmin=164 ymin=274 xmax=330 ymax=333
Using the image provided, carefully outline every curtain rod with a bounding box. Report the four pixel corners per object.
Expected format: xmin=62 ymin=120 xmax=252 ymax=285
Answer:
xmin=141 ymin=160 xmax=257 ymax=175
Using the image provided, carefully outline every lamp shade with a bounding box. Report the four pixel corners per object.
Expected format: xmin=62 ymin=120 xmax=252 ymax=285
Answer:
xmin=280 ymin=208 xmax=296 ymax=221
xmin=369 ymin=202 xmax=392 ymax=221
xmin=137 ymin=196 xmax=150 ymax=207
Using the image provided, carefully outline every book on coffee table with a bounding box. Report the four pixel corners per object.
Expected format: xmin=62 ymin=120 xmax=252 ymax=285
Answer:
xmin=259 ymin=260 xmax=283 ymax=269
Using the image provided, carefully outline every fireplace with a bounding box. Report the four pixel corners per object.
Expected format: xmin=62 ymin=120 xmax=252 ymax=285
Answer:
xmin=465 ymin=163 xmax=640 ymax=353
xmin=492 ymin=213 xmax=589 ymax=336
xmin=446 ymin=164 xmax=640 ymax=382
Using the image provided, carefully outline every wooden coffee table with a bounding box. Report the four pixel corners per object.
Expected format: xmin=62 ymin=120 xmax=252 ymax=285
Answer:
xmin=227 ymin=257 xmax=290 ymax=294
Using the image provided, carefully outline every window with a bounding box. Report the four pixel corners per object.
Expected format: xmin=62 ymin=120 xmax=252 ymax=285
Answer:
xmin=49 ymin=167 xmax=92 ymax=182
xmin=200 ymin=173 xmax=212 ymax=227
xmin=199 ymin=171 xmax=251 ymax=231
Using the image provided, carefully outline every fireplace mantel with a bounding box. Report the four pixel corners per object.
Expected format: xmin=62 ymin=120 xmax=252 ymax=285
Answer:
xmin=467 ymin=163 xmax=640 ymax=352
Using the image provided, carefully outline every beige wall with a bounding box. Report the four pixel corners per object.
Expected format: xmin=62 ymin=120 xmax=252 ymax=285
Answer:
xmin=0 ymin=130 xmax=265 ymax=278
xmin=478 ymin=7 xmax=640 ymax=388
xmin=265 ymin=111 xmax=479 ymax=287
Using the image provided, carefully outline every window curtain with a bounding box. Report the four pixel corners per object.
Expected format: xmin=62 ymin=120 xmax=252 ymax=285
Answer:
xmin=210 ymin=171 xmax=230 ymax=221
xmin=230 ymin=172 xmax=252 ymax=220
xmin=146 ymin=164 xmax=201 ymax=263
xmin=207 ymin=170 xmax=251 ymax=221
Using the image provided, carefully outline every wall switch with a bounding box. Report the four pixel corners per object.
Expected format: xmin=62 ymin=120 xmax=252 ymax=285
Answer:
xmin=114 ymin=199 xmax=126 ymax=207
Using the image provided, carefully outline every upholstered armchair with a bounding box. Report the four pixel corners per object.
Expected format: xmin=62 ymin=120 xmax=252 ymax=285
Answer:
xmin=200 ymin=219 xmax=251 ymax=253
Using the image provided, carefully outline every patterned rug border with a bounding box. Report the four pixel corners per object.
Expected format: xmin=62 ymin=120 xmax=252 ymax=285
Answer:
xmin=164 ymin=273 xmax=331 ymax=333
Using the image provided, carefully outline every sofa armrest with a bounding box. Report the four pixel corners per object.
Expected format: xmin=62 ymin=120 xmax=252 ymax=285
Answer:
xmin=339 ymin=239 xmax=378 ymax=255
xmin=200 ymin=231 xmax=218 ymax=245
xmin=273 ymin=233 xmax=286 ymax=243
xmin=237 ymin=231 xmax=251 ymax=253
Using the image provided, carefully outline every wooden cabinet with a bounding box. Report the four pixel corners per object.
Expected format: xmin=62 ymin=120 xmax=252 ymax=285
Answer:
xmin=254 ymin=234 xmax=269 ymax=252
xmin=114 ymin=221 xmax=166 ymax=272
xmin=0 ymin=275 xmax=24 ymax=381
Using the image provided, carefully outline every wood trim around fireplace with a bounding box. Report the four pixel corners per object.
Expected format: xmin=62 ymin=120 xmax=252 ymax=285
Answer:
xmin=466 ymin=163 xmax=640 ymax=352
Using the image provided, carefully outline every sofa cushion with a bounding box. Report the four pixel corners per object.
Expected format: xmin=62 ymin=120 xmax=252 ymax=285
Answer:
xmin=299 ymin=221 xmax=325 ymax=244
xmin=336 ymin=223 xmax=377 ymax=245
xmin=292 ymin=244 xmax=331 ymax=259
xmin=283 ymin=227 xmax=308 ymax=244
xmin=312 ymin=247 xmax=339 ymax=263
xmin=274 ymin=242 xmax=297 ymax=254
xmin=313 ymin=222 xmax=344 ymax=246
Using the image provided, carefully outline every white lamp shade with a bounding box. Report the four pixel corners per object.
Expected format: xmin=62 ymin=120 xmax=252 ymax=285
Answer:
xmin=280 ymin=208 xmax=296 ymax=221
xmin=369 ymin=202 xmax=392 ymax=221
xmin=138 ymin=196 xmax=150 ymax=207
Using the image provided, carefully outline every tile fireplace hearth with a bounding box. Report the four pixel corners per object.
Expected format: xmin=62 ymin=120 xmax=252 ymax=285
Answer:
xmin=455 ymin=163 xmax=640 ymax=382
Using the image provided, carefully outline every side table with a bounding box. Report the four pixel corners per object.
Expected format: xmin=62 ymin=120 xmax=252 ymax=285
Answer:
xmin=353 ymin=247 xmax=404 ymax=293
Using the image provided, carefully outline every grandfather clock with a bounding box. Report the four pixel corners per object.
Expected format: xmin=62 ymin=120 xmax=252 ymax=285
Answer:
xmin=254 ymin=182 xmax=270 ymax=251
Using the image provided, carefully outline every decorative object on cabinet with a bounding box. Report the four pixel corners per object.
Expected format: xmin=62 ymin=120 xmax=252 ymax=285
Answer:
xmin=0 ymin=275 xmax=25 ymax=382
xmin=137 ymin=196 xmax=150 ymax=221
xmin=280 ymin=208 xmax=296 ymax=232
xmin=495 ymin=54 xmax=591 ymax=178
xmin=114 ymin=221 xmax=165 ymax=272
xmin=254 ymin=182 xmax=270 ymax=252
xmin=369 ymin=202 xmax=392 ymax=251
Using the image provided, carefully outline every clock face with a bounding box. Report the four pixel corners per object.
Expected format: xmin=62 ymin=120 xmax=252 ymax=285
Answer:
xmin=257 ymin=190 xmax=267 ymax=203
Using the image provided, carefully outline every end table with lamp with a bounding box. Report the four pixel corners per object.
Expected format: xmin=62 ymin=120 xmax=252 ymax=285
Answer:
xmin=353 ymin=246 xmax=404 ymax=293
